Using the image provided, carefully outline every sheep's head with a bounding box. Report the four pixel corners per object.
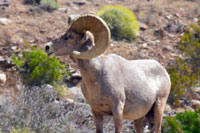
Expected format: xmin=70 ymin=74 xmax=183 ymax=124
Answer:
xmin=45 ymin=14 xmax=111 ymax=59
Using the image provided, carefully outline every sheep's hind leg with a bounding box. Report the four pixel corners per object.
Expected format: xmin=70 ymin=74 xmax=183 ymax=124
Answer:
xmin=133 ymin=117 xmax=145 ymax=133
xmin=92 ymin=110 xmax=103 ymax=133
xmin=154 ymin=98 xmax=167 ymax=133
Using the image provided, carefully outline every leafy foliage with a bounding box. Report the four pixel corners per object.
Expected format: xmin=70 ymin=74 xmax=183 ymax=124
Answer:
xmin=163 ymin=107 xmax=200 ymax=133
xmin=0 ymin=85 xmax=76 ymax=132
xmin=54 ymin=84 xmax=67 ymax=98
xmin=11 ymin=127 xmax=35 ymax=133
xmin=40 ymin=0 xmax=59 ymax=12
xmin=97 ymin=5 xmax=139 ymax=42
xmin=12 ymin=45 xmax=69 ymax=86
xmin=23 ymin=0 xmax=59 ymax=12
xmin=167 ymin=20 xmax=200 ymax=105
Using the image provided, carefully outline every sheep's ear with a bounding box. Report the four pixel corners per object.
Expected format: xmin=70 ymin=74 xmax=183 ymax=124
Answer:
xmin=80 ymin=31 xmax=89 ymax=44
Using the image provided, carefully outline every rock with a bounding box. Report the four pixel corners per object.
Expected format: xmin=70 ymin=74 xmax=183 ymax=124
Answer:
xmin=164 ymin=104 xmax=172 ymax=113
xmin=141 ymin=43 xmax=148 ymax=49
xmin=0 ymin=0 xmax=11 ymax=6
xmin=168 ymin=60 xmax=175 ymax=66
xmin=165 ymin=24 xmax=185 ymax=33
xmin=154 ymin=40 xmax=161 ymax=43
xmin=194 ymin=87 xmax=200 ymax=93
xmin=67 ymin=86 xmax=85 ymax=103
xmin=68 ymin=14 xmax=80 ymax=24
xmin=191 ymin=99 xmax=200 ymax=110
xmin=0 ymin=56 xmax=4 ymax=62
xmin=11 ymin=46 xmax=19 ymax=52
xmin=110 ymin=43 xmax=114 ymax=47
xmin=66 ymin=70 xmax=82 ymax=87
xmin=179 ymin=8 xmax=184 ymax=11
xmin=65 ymin=1 xmax=72 ymax=6
xmin=0 ymin=18 xmax=12 ymax=25
xmin=180 ymin=97 xmax=190 ymax=107
xmin=163 ymin=45 xmax=174 ymax=52
xmin=11 ymin=46 xmax=17 ymax=50
xmin=73 ymin=0 xmax=86 ymax=6
xmin=166 ymin=15 xmax=173 ymax=20
xmin=72 ymin=6 xmax=79 ymax=10
xmin=176 ymin=107 xmax=188 ymax=113
xmin=174 ymin=13 xmax=180 ymax=18
xmin=138 ymin=22 xmax=148 ymax=30
xmin=184 ymin=105 xmax=195 ymax=111
xmin=186 ymin=87 xmax=200 ymax=101
xmin=71 ymin=72 xmax=81 ymax=77
xmin=167 ymin=33 xmax=176 ymax=38
xmin=65 ymin=98 xmax=74 ymax=103
xmin=193 ymin=18 xmax=198 ymax=22
xmin=82 ymin=10 xmax=96 ymax=15
xmin=58 ymin=8 xmax=68 ymax=13
xmin=154 ymin=28 xmax=165 ymax=39
xmin=0 ymin=56 xmax=15 ymax=68
xmin=0 ymin=73 xmax=6 ymax=85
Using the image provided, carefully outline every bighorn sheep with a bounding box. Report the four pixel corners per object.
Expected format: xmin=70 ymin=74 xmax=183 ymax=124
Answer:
xmin=45 ymin=14 xmax=171 ymax=133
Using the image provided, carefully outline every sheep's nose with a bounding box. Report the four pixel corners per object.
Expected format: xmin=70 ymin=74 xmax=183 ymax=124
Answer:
xmin=45 ymin=45 xmax=50 ymax=52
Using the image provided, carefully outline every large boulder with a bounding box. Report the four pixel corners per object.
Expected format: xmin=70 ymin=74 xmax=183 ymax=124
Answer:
xmin=0 ymin=18 xmax=12 ymax=25
xmin=0 ymin=0 xmax=11 ymax=6
xmin=191 ymin=99 xmax=200 ymax=110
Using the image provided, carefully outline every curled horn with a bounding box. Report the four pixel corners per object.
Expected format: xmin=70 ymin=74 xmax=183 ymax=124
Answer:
xmin=69 ymin=14 xmax=111 ymax=59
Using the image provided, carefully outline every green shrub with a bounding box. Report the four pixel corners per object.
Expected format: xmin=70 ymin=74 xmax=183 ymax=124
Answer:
xmin=167 ymin=20 xmax=200 ymax=105
xmin=167 ymin=58 xmax=196 ymax=105
xmin=97 ymin=5 xmax=139 ymax=42
xmin=54 ymin=84 xmax=67 ymax=98
xmin=40 ymin=0 xmax=59 ymax=12
xmin=163 ymin=107 xmax=200 ymax=133
xmin=11 ymin=127 xmax=35 ymax=133
xmin=23 ymin=0 xmax=59 ymax=11
xmin=12 ymin=45 xmax=69 ymax=86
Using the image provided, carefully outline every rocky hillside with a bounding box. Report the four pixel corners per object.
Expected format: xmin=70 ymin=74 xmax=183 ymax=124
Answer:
xmin=0 ymin=0 xmax=200 ymax=132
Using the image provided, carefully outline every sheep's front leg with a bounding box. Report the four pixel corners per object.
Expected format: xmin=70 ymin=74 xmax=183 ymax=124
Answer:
xmin=92 ymin=110 xmax=103 ymax=133
xmin=112 ymin=101 xmax=124 ymax=133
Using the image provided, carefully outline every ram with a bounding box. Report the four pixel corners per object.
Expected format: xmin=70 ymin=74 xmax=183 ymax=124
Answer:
xmin=45 ymin=14 xmax=171 ymax=133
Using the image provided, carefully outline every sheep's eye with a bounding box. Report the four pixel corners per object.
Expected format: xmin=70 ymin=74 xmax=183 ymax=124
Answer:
xmin=68 ymin=35 xmax=74 ymax=40
xmin=64 ymin=36 xmax=68 ymax=40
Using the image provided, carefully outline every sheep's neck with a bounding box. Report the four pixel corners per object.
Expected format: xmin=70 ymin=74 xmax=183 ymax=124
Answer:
xmin=75 ymin=38 xmax=98 ymax=82
xmin=77 ymin=58 xmax=101 ymax=106
xmin=77 ymin=59 xmax=94 ymax=75
xmin=77 ymin=58 xmax=100 ymax=85
xmin=76 ymin=40 xmax=99 ymax=79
